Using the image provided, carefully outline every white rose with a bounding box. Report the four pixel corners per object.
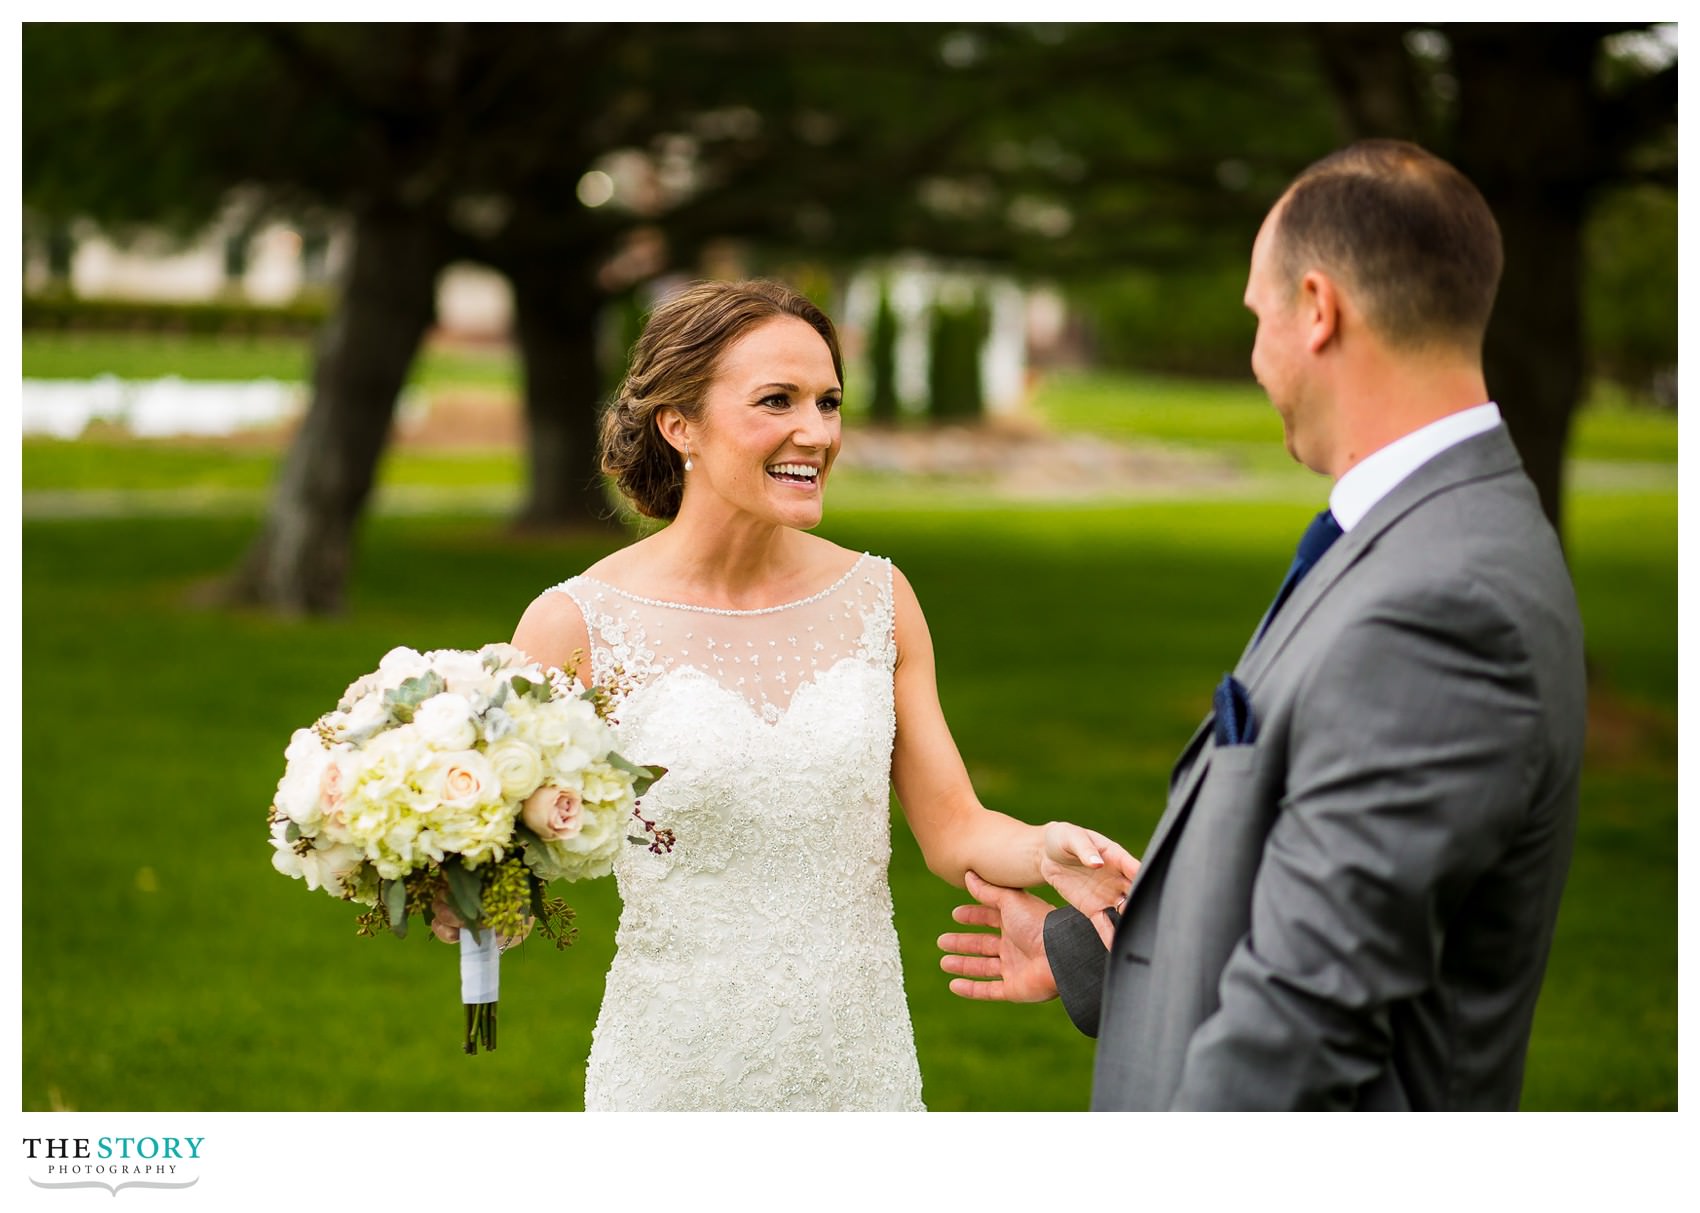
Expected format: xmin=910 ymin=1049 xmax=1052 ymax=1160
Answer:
xmin=413 ymin=692 xmax=478 ymax=750
xmin=337 ymin=693 xmax=391 ymax=743
xmin=485 ymin=736 xmax=545 ymax=801
xmin=300 ymin=840 xmax=365 ymax=894
xmin=276 ymin=729 xmax=333 ymax=826
xmin=428 ymin=649 xmax=493 ymax=695
xmin=268 ymin=816 xmax=304 ymax=878
xmin=337 ymin=669 xmax=383 ymax=712
xmin=377 ymin=646 xmax=432 ymax=691
xmin=478 ymin=641 xmax=531 ymax=669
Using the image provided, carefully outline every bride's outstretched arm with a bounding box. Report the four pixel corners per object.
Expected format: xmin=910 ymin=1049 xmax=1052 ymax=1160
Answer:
xmin=889 ymin=567 xmax=1138 ymax=920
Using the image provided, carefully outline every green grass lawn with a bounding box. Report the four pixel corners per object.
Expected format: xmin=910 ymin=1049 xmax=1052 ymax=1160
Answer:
xmin=1028 ymin=368 xmax=1680 ymax=467
xmin=20 ymin=469 xmax=1675 ymax=1109
xmin=19 ymin=348 xmax=1676 ymax=1110
xmin=22 ymin=330 xmax=519 ymax=390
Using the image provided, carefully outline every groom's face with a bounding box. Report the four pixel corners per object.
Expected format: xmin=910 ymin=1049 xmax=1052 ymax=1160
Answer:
xmin=1245 ymin=205 xmax=1325 ymax=473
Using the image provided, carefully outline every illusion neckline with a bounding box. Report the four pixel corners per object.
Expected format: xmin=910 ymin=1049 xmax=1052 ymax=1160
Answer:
xmin=574 ymin=552 xmax=873 ymax=617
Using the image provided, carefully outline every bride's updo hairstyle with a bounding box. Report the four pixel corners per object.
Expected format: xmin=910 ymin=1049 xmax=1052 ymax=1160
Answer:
xmin=601 ymin=279 xmax=845 ymax=520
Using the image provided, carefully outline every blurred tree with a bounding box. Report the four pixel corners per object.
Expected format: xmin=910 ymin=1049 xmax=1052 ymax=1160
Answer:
xmin=19 ymin=28 xmax=1020 ymax=608
xmin=24 ymin=22 xmax=1674 ymax=607
xmin=24 ymin=23 xmax=1127 ymax=610
xmin=1312 ymin=22 xmax=1676 ymax=538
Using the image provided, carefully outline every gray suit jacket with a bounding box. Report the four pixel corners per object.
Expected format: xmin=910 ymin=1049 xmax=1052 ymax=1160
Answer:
xmin=1046 ymin=425 xmax=1585 ymax=1110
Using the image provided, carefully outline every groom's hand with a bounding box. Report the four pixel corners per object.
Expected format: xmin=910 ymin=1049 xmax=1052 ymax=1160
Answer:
xmin=938 ymin=871 xmax=1059 ymax=1003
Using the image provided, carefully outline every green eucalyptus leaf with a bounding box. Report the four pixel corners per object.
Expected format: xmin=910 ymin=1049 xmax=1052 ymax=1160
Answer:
xmin=382 ymin=878 xmax=408 ymax=939
xmin=604 ymin=752 xmax=666 ymax=798
xmin=512 ymin=674 xmax=549 ymax=702
xmin=633 ymin=765 xmax=667 ymax=798
xmin=284 ymin=821 xmax=301 ymax=842
xmin=443 ymin=859 xmax=483 ymax=928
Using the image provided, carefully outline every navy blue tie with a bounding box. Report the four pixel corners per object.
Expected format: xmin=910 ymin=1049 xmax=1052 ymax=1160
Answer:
xmin=1254 ymin=508 xmax=1342 ymax=645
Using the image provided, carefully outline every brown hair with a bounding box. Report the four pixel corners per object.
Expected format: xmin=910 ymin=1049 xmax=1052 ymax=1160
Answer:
xmin=1274 ymin=139 xmax=1503 ymax=351
xmin=600 ymin=279 xmax=845 ymax=519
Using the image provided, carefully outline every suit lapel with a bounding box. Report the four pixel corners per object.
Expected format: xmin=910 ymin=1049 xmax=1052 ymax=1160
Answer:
xmin=1130 ymin=426 xmax=1528 ymax=901
xmin=1238 ymin=426 xmax=1526 ymax=684
xmin=1133 ymin=701 xmax=1220 ymax=894
xmin=1135 ymin=743 xmax=1214 ymax=892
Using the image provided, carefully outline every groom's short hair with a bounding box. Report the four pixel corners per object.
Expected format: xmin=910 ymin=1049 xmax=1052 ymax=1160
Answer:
xmin=1274 ymin=140 xmax=1503 ymax=352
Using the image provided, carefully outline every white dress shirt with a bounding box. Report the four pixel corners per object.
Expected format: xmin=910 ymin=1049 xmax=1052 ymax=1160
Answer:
xmin=1329 ymin=403 xmax=1504 ymax=532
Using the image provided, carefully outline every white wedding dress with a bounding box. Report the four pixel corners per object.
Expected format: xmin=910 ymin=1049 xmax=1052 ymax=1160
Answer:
xmin=551 ymin=553 xmax=926 ymax=1111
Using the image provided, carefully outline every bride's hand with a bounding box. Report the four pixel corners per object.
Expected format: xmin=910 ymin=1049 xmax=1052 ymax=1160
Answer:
xmin=1038 ymin=822 xmax=1140 ymax=946
xmin=428 ymin=893 xmax=532 ymax=951
xmin=429 ymin=892 xmax=466 ymax=944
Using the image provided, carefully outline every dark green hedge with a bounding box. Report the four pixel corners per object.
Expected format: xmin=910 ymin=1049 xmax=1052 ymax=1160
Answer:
xmin=22 ymin=292 xmax=331 ymax=336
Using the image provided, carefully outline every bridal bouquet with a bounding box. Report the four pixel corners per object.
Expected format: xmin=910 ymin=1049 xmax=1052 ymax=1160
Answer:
xmin=266 ymin=642 xmax=669 ymax=1054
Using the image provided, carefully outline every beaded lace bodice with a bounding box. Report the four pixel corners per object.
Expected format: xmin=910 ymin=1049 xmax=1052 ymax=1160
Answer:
xmin=551 ymin=552 xmax=924 ymax=1111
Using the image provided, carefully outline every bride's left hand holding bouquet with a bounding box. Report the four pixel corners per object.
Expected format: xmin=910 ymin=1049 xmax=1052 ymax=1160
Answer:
xmin=266 ymin=642 xmax=668 ymax=1054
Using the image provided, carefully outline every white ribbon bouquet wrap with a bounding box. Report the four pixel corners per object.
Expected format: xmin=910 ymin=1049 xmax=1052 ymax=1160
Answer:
xmin=460 ymin=928 xmax=501 ymax=1050
xmin=267 ymin=643 xmax=670 ymax=1054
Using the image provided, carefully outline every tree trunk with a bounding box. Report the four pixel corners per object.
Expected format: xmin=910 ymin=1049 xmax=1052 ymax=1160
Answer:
xmin=1315 ymin=24 xmax=1605 ymax=545
xmin=1310 ymin=24 xmax=1427 ymax=143
xmin=1474 ymin=190 xmax=1587 ymax=541
xmin=508 ymin=264 xmax=616 ymax=531
xmin=1449 ymin=27 xmax=1602 ymax=546
xmin=231 ymin=208 xmax=445 ymax=613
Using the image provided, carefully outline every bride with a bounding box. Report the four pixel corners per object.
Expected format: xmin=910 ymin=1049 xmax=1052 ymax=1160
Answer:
xmin=503 ymin=279 xmax=1136 ymax=1110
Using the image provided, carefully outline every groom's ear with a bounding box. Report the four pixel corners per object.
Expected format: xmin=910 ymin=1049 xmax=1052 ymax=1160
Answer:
xmin=1298 ymin=269 xmax=1341 ymax=354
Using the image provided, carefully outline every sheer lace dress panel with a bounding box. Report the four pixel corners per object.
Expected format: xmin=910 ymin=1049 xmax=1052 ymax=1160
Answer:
xmin=545 ymin=553 xmax=923 ymax=1110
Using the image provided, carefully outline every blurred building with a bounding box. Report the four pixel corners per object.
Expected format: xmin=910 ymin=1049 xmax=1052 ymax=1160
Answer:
xmin=22 ymin=216 xmax=516 ymax=338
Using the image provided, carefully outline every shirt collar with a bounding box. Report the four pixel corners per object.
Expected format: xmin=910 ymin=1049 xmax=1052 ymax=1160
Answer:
xmin=1329 ymin=402 xmax=1503 ymax=532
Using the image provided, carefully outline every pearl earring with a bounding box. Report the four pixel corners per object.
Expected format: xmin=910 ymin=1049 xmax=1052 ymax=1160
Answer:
xmin=683 ymin=444 xmax=693 ymax=473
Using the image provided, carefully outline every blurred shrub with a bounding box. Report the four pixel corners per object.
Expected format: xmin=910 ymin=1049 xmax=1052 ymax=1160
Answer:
xmin=22 ymin=292 xmax=331 ymax=336
xmin=927 ymin=293 xmax=989 ymax=421
xmin=1067 ymin=261 xmax=1251 ymax=379
xmin=867 ymin=279 xmax=901 ymax=424
xmin=1583 ymin=185 xmax=1677 ymax=406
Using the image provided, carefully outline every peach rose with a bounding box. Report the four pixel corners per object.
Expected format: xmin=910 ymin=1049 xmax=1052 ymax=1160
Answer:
xmin=522 ymin=786 xmax=583 ymax=841
xmin=318 ymin=761 xmax=348 ymax=830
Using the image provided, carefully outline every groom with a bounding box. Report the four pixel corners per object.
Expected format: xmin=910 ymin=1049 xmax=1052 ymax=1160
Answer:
xmin=940 ymin=140 xmax=1586 ymax=1110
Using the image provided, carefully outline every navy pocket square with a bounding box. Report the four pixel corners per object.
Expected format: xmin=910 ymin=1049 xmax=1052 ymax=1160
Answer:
xmin=1212 ymin=674 xmax=1258 ymax=746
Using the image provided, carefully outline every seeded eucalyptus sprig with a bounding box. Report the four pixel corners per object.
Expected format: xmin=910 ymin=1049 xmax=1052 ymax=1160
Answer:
xmin=529 ymin=874 xmax=579 ymax=951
